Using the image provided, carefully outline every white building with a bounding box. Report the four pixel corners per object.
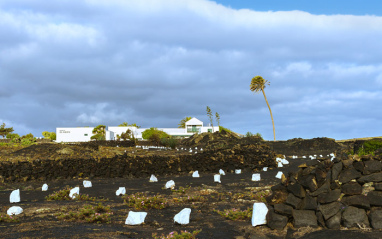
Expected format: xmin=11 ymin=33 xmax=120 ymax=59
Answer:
xmin=56 ymin=117 xmax=219 ymax=143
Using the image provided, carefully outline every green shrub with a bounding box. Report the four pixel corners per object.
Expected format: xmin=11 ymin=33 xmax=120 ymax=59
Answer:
xmin=56 ymin=203 xmax=112 ymax=224
xmin=358 ymin=140 xmax=382 ymax=155
xmin=160 ymin=138 xmax=178 ymax=149
xmin=123 ymin=192 xmax=168 ymax=210
xmin=0 ymin=214 xmax=19 ymax=223
xmin=45 ymin=186 xmax=97 ymax=201
xmin=215 ymin=207 xmax=252 ymax=221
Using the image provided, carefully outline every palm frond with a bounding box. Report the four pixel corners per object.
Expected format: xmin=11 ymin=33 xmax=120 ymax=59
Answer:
xmin=250 ymin=76 xmax=269 ymax=93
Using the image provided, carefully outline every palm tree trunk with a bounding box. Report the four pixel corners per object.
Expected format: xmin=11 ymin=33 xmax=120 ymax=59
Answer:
xmin=262 ymin=89 xmax=276 ymax=141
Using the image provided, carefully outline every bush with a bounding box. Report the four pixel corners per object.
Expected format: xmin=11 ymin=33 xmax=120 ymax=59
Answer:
xmin=56 ymin=203 xmax=112 ymax=224
xmin=152 ymin=230 xmax=202 ymax=239
xmin=358 ymin=140 xmax=382 ymax=155
xmin=160 ymin=138 xmax=178 ymax=149
xmin=142 ymin=128 xmax=170 ymax=145
xmin=123 ymin=192 xmax=168 ymax=210
xmin=45 ymin=186 xmax=98 ymax=201
xmin=215 ymin=207 xmax=252 ymax=221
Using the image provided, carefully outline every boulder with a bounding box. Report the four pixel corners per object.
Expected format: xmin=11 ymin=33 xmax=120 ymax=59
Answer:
xmin=316 ymin=211 xmax=325 ymax=227
xmin=287 ymin=183 xmax=306 ymax=198
xmin=319 ymin=202 xmax=341 ymax=220
xmin=341 ymin=182 xmax=362 ymax=195
xmin=300 ymin=195 xmax=317 ymax=210
xmin=252 ymin=203 xmax=269 ymax=227
xmin=331 ymin=162 xmax=343 ymax=181
xmin=174 ymin=208 xmax=191 ymax=225
xmin=266 ymin=210 xmax=288 ymax=230
xmin=325 ymin=211 xmax=341 ymax=229
xmin=125 ymin=211 xmax=147 ymax=225
xmin=292 ymin=210 xmax=317 ymax=228
xmin=10 ymin=189 xmax=20 ymax=203
xmin=353 ymin=161 xmax=364 ymax=172
xmin=310 ymin=181 xmax=330 ymax=197
xmin=285 ymin=193 xmax=302 ymax=209
xmin=317 ymin=189 xmax=341 ymax=204
xmin=298 ymin=174 xmax=318 ymax=192
xmin=339 ymin=168 xmax=362 ymax=184
xmin=358 ymin=172 xmax=382 ymax=184
xmin=367 ymin=191 xmax=382 ymax=206
xmin=369 ymin=208 xmax=382 ymax=229
xmin=274 ymin=203 xmax=293 ymax=216
xmin=341 ymin=195 xmax=370 ymax=209
xmin=7 ymin=206 xmax=23 ymax=215
xmin=342 ymin=206 xmax=369 ymax=228
xmin=375 ymin=182 xmax=382 ymax=191
xmin=363 ymin=160 xmax=382 ymax=175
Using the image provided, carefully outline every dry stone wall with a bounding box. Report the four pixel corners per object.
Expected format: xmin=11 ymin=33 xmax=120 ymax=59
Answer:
xmin=266 ymin=154 xmax=382 ymax=229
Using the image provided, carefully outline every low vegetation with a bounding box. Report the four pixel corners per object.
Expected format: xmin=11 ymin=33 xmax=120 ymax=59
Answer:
xmin=123 ymin=192 xmax=168 ymax=210
xmin=45 ymin=186 xmax=98 ymax=201
xmin=56 ymin=203 xmax=112 ymax=224
xmin=152 ymin=229 xmax=202 ymax=239
xmin=215 ymin=207 xmax=252 ymax=221
xmin=0 ymin=214 xmax=20 ymax=223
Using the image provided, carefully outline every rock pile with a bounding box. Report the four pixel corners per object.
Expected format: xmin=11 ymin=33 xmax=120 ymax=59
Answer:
xmin=266 ymin=154 xmax=382 ymax=229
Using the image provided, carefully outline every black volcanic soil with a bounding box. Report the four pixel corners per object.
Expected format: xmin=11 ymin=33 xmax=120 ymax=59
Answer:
xmin=1 ymin=136 xmax=382 ymax=238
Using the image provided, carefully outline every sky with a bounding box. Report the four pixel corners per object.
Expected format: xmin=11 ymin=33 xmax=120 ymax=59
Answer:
xmin=1 ymin=0 xmax=382 ymax=141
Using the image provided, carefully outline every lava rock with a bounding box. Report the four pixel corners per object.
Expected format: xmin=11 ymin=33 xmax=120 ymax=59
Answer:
xmin=298 ymin=174 xmax=318 ymax=192
xmin=375 ymin=182 xmax=382 ymax=191
xmin=342 ymin=206 xmax=369 ymax=228
xmin=358 ymin=172 xmax=382 ymax=184
xmin=287 ymin=183 xmax=306 ymax=198
xmin=310 ymin=180 xmax=330 ymax=197
xmin=341 ymin=182 xmax=362 ymax=195
xmin=316 ymin=211 xmax=325 ymax=227
xmin=363 ymin=160 xmax=382 ymax=175
xmin=317 ymin=189 xmax=341 ymax=204
xmin=266 ymin=210 xmax=288 ymax=230
xmin=331 ymin=162 xmax=343 ymax=181
xmin=353 ymin=161 xmax=364 ymax=172
xmin=300 ymin=195 xmax=317 ymax=210
xmin=339 ymin=168 xmax=362 ymax=184
xmin=292 ymin=210 xmax=317 ymax=228
xmin=369 ymin=208 xmax=382 ymax=229
xmin=319 ymin=201 xmax=341 ymax=220
xmin=285 ymin=193 xmax=302 ymax=209
xmin=326 ymin=211 xmax=341 ymax=229
xmin=367 ymin=191 xmax=382 ymax=206
xmin=274 ymin=203 xmax=293 ymax=216
xmin=341 ymin=195 xmax=370 ymax=209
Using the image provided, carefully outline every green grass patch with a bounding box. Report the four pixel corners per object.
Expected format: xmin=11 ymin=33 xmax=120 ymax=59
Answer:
xmin=215 ymin=207 xmax=252 ymax=221
xmin=123 ymin=192 xmax=168 ymax=210
xmin=56 ymin=203 xmax=112 ymax=224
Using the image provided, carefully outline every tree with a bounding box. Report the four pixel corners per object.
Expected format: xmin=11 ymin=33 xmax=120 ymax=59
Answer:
xmin=42 ymin=131 xmax=56 ymax=140
xmin=206 ymin=106 xmax=214 ymax=133
xmin=118 ymin=122 xmax=141 ymax=128
xmin=178 ymin=117 xmax=192 ymax=128
xmin=142 ymin=127 xmax=170 ymax=145
xmin=117 ymin=129 xmax=134 ymax=141
xmin=250 ymin=76 xmax=276 ymax=141
xmin=91 ymin=125 xmax=106 ymax=141
xmin=0 ymin=123 xmax=14 ymax=138
xmin=215 ymin=112 xmax=220 ymax=128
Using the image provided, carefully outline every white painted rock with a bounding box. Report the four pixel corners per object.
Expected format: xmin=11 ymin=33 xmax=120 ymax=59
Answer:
xmin=235 ymin=169 xmax=242 ymax=174
xmin=252 ymin=202 xmax=268 ymax=226
xmin=330 ymin=153 xmax=335 ymax=161
xmin=83 ymin=180 xmax=92 ymax=188
xmin=7 ymin=206 xmax=23 ymax=216
xmin=275 ymin=171 xmax=284 ymax=179
xmin=252 ymin=173 xmax=261 ymax=181
xmin=302 ymin=156 xmax=306 ymax=159
xmin=165 ymin=180 xmax=175 ymax=189
xmin=219 ymin=169 xmax=225 ymax=175
xmin=69 ymin=187 xmax=80 ymax=199
xmin=10 ymin=189 xmax=20 ymax=203
xmin=116 ymin=187 xmax=126 ymax=196
xmin=281 ymin=158 xmax=289 ymax=164
xmin=262 ymin=167 xmax=268 ymax=171
xmin=192 ymin=171 xmax=199 ymax=178
xmin=277 ymin=161 xmax=283 ymax=168
xmin=125 ymin=211 xmax=147 ymax=225
xmin=42 ymin=184 xmax=48 ymax=191
xmin=149 ymin=174 xmax=158 ymax=182
xmin=214 ymin=174 xmax=221 ymax=183
xmin=174 ymin=208 xmax=191 ymax=225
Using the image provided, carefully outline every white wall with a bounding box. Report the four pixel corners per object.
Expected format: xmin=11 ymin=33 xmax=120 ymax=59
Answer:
xmin=107 ymin=126 xmax=139 ymax=140
xmin=56 ymin=127 xmax=94 ymax=142
xmin=200 ymin=126 xmax=219 ymax=133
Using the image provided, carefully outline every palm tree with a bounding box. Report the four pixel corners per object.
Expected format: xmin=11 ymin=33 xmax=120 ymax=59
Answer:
xmin=178 ymin=117 xmax=192 ymax=128
xmin=250 ymin=76 xmax=276 ymax=141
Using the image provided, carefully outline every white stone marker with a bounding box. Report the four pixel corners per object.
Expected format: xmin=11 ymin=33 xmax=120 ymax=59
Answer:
xmin=10 ymin=189 xmax=20 ymax=203
xmin=262 ymin=167 xmax=268 ymax=171
xmin=192 ymin=171 xmax=200 ymax=178
xmin=149 ymin=174 xmax=158 ymax=182
xmin=330 ymin=153 xmax=335 ymax=161
xmin=219 ymin=169 xmax=225 ymax=175
xmin=42 ymin=184 xmax=48 ymax=191
xmin=251 ymin=202 xmax=268 ymax=226
xmin=165 ymin=180 xmax=175 ymax=189
xmin=214 ymin=174 xmax=221 ymax=183
xmin=69 ymin=187 xmax=80 ymax=199
xmin=7 ymin=206 xmax=23 ymax=216
xmin=275 ymin=171 xmax=283 ymax=179
xmin=174 ymin=208 xmax=191 ymax=224
xmin=116 ymin=187 xmax=126 ymax=196
xmin=281 ymin=159 xmax=289 ymax=164
xmin=83 ymin=180 xmax=92 ymax=188
xmin=302 ymin=156 xmax=306 ymax=159
xmin=125 ymin=211 xmax=147 ymax=225
xmin=277 ymin=161 xmax=283 ymax=168
xmin=235 ymin=169 xmax=242 ymax=174
xmin=252 ymin=173 xmax=261 ymax=181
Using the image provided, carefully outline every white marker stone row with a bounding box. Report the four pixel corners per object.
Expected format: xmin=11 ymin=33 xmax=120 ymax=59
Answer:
xmin=125 ymin=208 xmax=191 ymax=225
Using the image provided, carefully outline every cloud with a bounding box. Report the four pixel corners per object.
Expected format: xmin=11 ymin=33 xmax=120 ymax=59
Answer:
xmin=0 ymin=0 xmax=381 ymax=140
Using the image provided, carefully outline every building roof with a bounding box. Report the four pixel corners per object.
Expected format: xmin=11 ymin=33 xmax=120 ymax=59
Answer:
xmin=185 ymin=117 xmax=203 ymax=126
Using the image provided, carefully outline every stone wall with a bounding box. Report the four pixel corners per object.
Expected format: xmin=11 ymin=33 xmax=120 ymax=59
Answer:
xmin=266 ymin=154 xmax=382 ymax=229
